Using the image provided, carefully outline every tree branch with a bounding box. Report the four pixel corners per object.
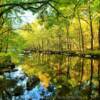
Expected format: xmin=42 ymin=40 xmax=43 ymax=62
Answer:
xmin=0 ymin=0 xmax=53 ymax=17
xmin=0 ymin=1 xmax=48 ymax=8
xmin=48 ymin=2 xmax=67 ymax=18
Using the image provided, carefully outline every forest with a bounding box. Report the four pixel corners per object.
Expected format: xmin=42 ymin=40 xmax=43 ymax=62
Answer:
xmin=0 ymin=0 xmax=100 ymax=100
xmin=0 ymin=0 xmax=99 ymax=56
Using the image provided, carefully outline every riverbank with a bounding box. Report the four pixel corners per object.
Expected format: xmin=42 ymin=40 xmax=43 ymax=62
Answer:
xmin=76 ymin=50 xmax=100 ymax=59
xmin=24 ymin=49 xmax=100 ymax=59
xmin=0 ymin=49 xmax=100 ymax=64
xmin=0 ymin=53 xmax=15 ymax=74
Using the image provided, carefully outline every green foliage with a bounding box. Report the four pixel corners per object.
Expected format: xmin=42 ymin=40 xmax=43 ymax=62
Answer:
xmin=0 ymin=0 xmax=100 ymax=54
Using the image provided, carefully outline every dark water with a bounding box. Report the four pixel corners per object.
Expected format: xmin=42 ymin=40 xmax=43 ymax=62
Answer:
xmin=0 ymin=53 xmax=100 ymax=100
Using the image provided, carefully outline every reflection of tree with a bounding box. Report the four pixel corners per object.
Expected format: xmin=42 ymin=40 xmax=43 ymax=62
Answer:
xmin=56 ymin=55 xmax=63 ymax=77
xmin=74 ymin=58 xmax=82 ymax=83
xmin=21 ymin=53 xmax=100 ymax=99
xmin=66 ymin=56 xmax=71 ymax=79
xmin=98 ymin=59 xmax=100 ymax=96
xmin=78 ymin=58 xmax=84 ymax=91
xmin=88 ymin=59 xmax=94 ymax=99
xmin=38 ymin=53 xmax=41 ymax=64
xmin=81 ymin=58 xmax=84 ymax=82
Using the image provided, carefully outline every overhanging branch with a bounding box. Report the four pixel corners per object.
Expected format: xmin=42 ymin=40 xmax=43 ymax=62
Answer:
xmin=0 ymin=1 xmax=48 ymax=8
xmin=0 ymin=0 xmax=53 ymax=17
xmin=48 ymin=2 xmax=67 ymax=18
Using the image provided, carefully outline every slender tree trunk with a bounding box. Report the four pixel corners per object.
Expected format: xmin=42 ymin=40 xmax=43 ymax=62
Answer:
xmin=46 ymin=39 xmax=49 ymax=51
xmin=77 ymin=11 xmax=84 ymax=52
xmin=0 ymin=31 xmax=4 ymax=52
xmin=41 ymin=40 xmax=44 ymax=50
xmin=77 ymin=13 xmax=81 ymax=51
xmin=0 ymin=1 xmax=5 ymax=52
xmin=0 ymin=16 xmax=5 ymax=52
xmin=98 ymin=18 xmax=100 ymax=49
xmin=0 ymin=37 xmax=3 ymax=52
xmin=5 ymin=31 xmax=10 ymax=53
xmin=57 ymin=34 xmax=62 ymax=51
xmin=66 ymin=23 xmax=70 ymax=51
xmin=5 ymin=38 xmax=9 ymax=53
xmin=88 ymin=1 xmax=94 ymax=50
xmin=58 ymin=35 xmax=60 ymax=51
xmin=78 ymin=28 xmax=81 ymax=51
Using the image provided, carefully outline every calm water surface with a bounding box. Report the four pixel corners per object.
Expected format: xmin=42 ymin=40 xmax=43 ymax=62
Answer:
xmin=0 ymin=53 xmax=100 ymax=100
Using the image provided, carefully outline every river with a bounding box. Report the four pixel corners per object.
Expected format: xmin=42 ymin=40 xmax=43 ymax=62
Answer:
xmin=0 ymin=53 xmax=100 ymax=100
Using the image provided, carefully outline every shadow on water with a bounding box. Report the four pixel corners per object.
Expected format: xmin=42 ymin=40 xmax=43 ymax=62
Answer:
xmin=0 ymin=53 xmax=100 ymax=100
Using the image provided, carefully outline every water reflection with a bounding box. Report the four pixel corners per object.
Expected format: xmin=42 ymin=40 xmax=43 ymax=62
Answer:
xmin=23 ymin=54 xmax=100 ymax=100
xmin=98 ymin=59 xmax=100 ymax=98
xmin=1 ymin=53 xmax=100 ymax=99
xmin=0 ymin=67 xmax=55 ymax=100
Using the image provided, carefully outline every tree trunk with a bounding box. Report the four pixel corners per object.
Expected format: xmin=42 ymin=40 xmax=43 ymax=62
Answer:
xmin=88 ymin=1 xmax=94 ymax=50
xmin=0 ymin=17 xmax=4 ymax=52
xmin=57 ymin=34 xmax=62 ymax=51
xmin=66 ymin=23 xmax=70 ymax=51
xmin=41 ymin=40 xmax=44 ymax=50
xmin=0 ymin=1 xmax=5 ymax=52
xmin=77 ymin=11 xmax=84 ymax=52
xmin=0 ymin=38 xmax=3 ymax=52
xmin=98 ymin=18 xmax=100 ymax=49
xmin=0 ymin=30 xmax=4 ymax=52
xmin=5 ymin=38 xmax=9 ymax=53
xmin=46 ymin=39 xmax=49 ymax=51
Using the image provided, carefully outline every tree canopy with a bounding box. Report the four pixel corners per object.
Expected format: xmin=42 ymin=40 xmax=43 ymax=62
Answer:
xmin=0 ymin=0 xmax=100 ymax=54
